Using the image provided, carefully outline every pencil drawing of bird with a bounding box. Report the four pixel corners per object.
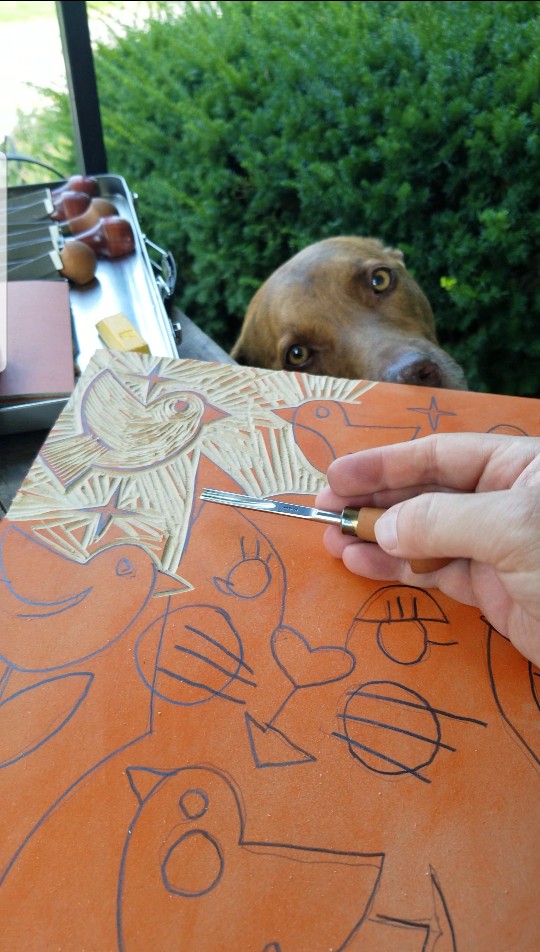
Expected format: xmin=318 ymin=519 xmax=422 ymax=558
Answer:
xmin=273 ymin=399 xmax=420 ymax=474
xmin=40 ymin=369 xmax=228 ymax=487
xmin=119 ymin=764 xmax=381 ymax=951
xmin=0 ymin=524 xmax=157 ymax=671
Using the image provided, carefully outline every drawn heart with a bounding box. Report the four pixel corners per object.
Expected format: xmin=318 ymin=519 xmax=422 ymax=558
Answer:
xmin=271 ymin=626 xmax=355 ymax=689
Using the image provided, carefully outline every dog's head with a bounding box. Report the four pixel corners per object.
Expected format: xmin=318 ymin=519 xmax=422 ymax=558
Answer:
xmin=231 ymin=237 xmax=467 ymax=390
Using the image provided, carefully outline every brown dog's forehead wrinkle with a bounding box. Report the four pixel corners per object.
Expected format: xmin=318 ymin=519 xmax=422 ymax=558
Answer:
xmin=271 ymin=242 xmax=433 ymax=325
xmin=283 ymin=236 xmax=404 ymax=269
xmin=283 ymin=245 xmax=401 ymax=286
xmin=271 ymin=264 xmax=437 ymax=340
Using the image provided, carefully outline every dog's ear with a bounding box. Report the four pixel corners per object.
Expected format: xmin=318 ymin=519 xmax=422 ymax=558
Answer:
xmin=382 ymin=244 xmax=405 ymax=265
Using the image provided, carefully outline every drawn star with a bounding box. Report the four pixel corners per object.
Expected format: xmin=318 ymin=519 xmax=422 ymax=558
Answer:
xmin=407 ymin=396 xmax=456 ymax=432
xmin=126 ymin=362 xmax=179 ymax=399
xmin=81 ymin=485 xmax=139 ymax=539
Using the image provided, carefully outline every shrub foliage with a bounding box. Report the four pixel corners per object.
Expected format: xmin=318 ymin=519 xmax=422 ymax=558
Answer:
xmin=20 ymin=0 xmax=540 ymax=394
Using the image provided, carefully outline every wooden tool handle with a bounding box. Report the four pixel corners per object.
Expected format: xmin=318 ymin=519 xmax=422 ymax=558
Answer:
xmin=407 ymin=556 xmax=453 ymax=574
xmin=65 ymin=198 xmax=118 ymax=235
xmin=342 ymin=506 xmax=452 ymax=574
xmin=72 ymin=216 xmax=135 ymax=258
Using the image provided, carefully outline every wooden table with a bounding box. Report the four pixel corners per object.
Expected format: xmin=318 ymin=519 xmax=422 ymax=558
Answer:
xmin=0 ymin=311 xmax=234 ymax=515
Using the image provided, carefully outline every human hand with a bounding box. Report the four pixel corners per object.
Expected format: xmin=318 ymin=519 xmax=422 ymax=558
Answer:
xmin=316 ymin=433 xmax=540 ymax=666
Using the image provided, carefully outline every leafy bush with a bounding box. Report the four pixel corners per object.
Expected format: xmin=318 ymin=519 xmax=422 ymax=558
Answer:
xmin=8 ymin=85 xmax=75 ymax=183
xmin=16 ymin=0 xmax=540 ymax=395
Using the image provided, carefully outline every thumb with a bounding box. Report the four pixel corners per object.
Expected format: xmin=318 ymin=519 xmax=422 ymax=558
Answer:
xmin=374 ymin=489 xmax=534 ymax=570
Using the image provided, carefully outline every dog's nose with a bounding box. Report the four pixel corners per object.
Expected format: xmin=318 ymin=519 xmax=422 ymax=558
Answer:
xmin=384 ymin=356 xmax=443 ymax=388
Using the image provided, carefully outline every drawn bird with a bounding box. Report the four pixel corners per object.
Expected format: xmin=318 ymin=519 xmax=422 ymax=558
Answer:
xmin=273 ymin=399 xmax=420 ymax=473
xmin=40 ymin=369 xmax=228 ymax=487
xmin=119 ymin=764 xmax=381 ymax=952
xmin=0 ymin=524 xmax=156 ymax=671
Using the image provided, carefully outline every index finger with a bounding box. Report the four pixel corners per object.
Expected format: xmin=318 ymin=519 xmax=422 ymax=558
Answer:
xmin=324 ymin=432 xmax=539 ymax=500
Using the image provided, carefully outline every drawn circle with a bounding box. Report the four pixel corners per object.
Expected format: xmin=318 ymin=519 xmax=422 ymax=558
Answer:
xmin=341 ymin=680 xmax=441 ymax=778
xmin=315 ymin=406 xmax=330 ymax=419
xmin=135 ymin=604 xmax=247 ymax=706
xmin=179 ymin=788 xmax=209 ymax=820
xmin=376 ymin=619 xmax=428 ymax=665
xmin=487 ymin=424 xmax=528 ymax=436
xmin=162 ymin=829 xmax=224 ymax=897
xmin=225 ymin=557 xmax=271 ymax=598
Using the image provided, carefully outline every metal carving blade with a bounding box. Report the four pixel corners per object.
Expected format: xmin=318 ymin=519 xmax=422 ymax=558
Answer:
xmin=200 ymin=488 xmax=452 ymax=574
xmin=200 ymin=488 xmax=343 ymax=527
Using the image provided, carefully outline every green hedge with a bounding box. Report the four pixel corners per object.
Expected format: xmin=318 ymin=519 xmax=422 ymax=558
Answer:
xmin=17 ymin=0 xmax=540 ymax=395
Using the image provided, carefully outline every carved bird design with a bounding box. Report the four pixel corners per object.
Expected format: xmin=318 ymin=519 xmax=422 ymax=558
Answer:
xmin=40 ymin=369 xmax=227 ymax=486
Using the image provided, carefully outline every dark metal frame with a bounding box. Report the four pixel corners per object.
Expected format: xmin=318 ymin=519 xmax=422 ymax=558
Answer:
xmin=55 ymin=0 xmax=108 ymax=174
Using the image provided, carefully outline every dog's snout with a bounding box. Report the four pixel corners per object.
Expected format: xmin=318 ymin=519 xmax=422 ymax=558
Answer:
xmin=383 ymin=355 xmax=443 ymax=388
xmin=399 ymin=358 xmax=443 ymax=388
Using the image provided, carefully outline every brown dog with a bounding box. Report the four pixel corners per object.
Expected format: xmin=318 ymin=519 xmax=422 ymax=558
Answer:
xmin=231 ymin=237 xmax=467 ymax=389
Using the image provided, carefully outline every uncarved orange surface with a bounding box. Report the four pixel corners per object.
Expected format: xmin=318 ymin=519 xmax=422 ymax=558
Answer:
xmin=0 ymin=350 xmax=539 ymax=951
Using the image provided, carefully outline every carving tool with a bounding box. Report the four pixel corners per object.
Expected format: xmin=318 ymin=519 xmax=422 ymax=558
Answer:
xmin=50 ymin=174 xmax=99 ymax=198
xmin=64 ymin=197 xmax=118 ymax=234
xmin=8 ymin=188 xmax=91 ymax=222
xmin=7 ymin=186 xmax=54 ymax=208
xmin=9 ymin=216 xmax=134 ymax=267
xmin=200 ymin=488 xmax=452 ymax=574
xmin=8 ymin=226 xmax=60 ymax=261
xmin=7 ymin=249 xmax=65 ymax=280
xmin=8 ymin=194 xmax=117 ymax=232
xmin=7 ymin=225 xmax=97 ymax=285
xmin=7 ymin=175 xmax=98 ymax=209
xmin=7 ymin=194 xmax=54 ymax=224
xmin=71 ymin=216 xmax=135 ymax=257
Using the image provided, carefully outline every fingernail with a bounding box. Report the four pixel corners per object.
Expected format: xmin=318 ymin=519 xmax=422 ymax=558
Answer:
xmin=375 ymin=507 xmax=399 ymax=552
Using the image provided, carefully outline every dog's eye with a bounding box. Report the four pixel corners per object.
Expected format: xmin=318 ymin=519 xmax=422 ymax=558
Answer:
xmin=285 ymin=345 xmax=311 ymax=368
xmin=371 ymin=267 xmax=393 ymax=293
